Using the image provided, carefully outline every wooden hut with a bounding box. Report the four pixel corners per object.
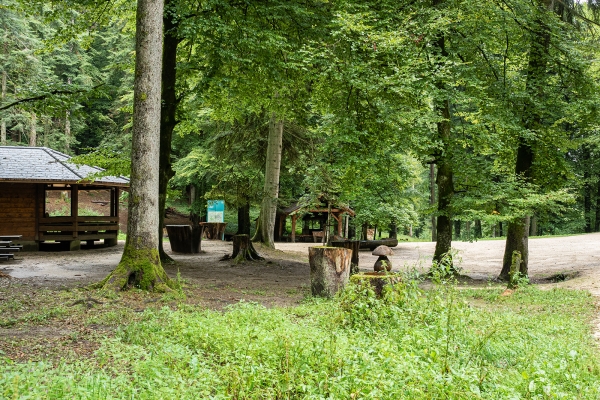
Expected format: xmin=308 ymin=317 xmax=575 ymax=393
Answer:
xmin=275 ymin=201 xmax=355 ymax=243
xmin=0 ymin=146 xmax=129 ymax=250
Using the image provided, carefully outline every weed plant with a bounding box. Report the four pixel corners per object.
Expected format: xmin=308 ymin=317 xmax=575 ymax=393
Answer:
xmin=1 ymin=277 xmax=599 ymax=399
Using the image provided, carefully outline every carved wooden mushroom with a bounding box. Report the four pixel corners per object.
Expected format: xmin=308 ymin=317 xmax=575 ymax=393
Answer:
xmin=372 ymin=245 xmax=393 ymax=272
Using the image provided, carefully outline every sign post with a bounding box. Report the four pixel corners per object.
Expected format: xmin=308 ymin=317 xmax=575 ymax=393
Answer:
xmin=207 ymin=200 xmax=225 ymax=240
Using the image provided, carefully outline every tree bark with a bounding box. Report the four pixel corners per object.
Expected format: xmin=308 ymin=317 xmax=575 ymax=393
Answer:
xmin=309 ymin=246 xmax=351 ymax=297
xmin=430 ymin=163 xmax=437 ymax=242
xmin=595 ymin=182 xmax=600 ymax=232
xmin=474 ymin=219 xmax=482 ymax=239
xmin=99 ymin=0 xmax=171 ymax=292
xmin=29 ymin=112 xmax=36 ymax=147
xmin=158 ymin=1 xmax=180 ymax=262
xmin=453 ymin=220 xmax=461 ymax=239
xmin=1 ymin=70 xmax=5 ymax=145
xmin=331 ymin=240 xmax=360 ymax=275
xmin=237 ymin=201 xmax=251 ymax=235
xmin=255 ymin=114 xmax=283 ymax=248
xmin=530 ymin=214 xmax=538 ymax=236
xmin=501 ymin=0 xmax=552 ymax=281
xmin=225 ymin=234 xmax=263 ymax=262
xmin=431 ymin=0 xmax=454 ymax=269
xmin=583 ymin=144 xmax=592 ymax=232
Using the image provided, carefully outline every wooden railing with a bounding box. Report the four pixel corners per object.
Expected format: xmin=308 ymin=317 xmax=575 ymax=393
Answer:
xmin=39 ymin=216 xmax=119 ymax=241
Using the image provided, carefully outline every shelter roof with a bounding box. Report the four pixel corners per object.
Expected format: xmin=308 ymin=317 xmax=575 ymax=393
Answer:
xmin=0 ymin=146 xmax=129 ymax=186
xmin=280 ymin=202 xmax=355 ymax=217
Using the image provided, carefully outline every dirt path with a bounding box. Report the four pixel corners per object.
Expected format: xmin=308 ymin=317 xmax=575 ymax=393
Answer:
xmin=1 ymin=233 xmax=599 ymax=299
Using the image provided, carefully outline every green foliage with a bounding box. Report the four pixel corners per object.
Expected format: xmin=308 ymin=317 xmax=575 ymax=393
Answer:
xmin=1 ymin=281 xmax=599 ymax=398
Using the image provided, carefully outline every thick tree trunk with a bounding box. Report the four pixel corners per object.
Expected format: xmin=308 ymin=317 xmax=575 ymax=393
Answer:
xmin=237 ymin=202 xmax=251 ymax=235
xmin=500 ymin=217 xmax=530 ymax=280
xmin=255 ymin=114 xmax=283 ymax=247
xmin=309 ymin=246 xmax=351 ymax=297
xmin=431 ymin=0 xmax=454 ymax=270
xmin=474 ymin=219 xmax=482 ymax=239
xmin=530 ymin=214 xmax=538 ymax=236
xmin=453 ymin=220 xmax=461 ymax=239
xmin=501 ymin=0 xmax=552 ymax=281
xmin=583 ymin=145 xmax=592 ymax=232
xmin=432 ymin=101 xmax=454 ymax=268
xmin=29 ymin=112 xmax=36 ymax=147
xmin=596 ymin=182 xmax=600 ymax=232
xmin=225 ymin=234 xmax=263 ymax=262
xmin=1 ymin=70 xmax=5 ymax=145
xmin=430 ymin=163 xmax=437 ymax=242
xmin=158 ymin=2 xmax=180 ymax=262
xmin=99 ymin=0 xmax=171 ymax=292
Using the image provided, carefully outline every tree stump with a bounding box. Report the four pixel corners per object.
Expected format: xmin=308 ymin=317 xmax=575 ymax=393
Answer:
xmin=331 ymin=240 xmax=360 ymax=275
xmin=165 ymin=225 xmax=202 ymax=253
xmin=308 ymin=246 xmax=352 ymax=297
xmin=350 ymin=272 xmax=402 ymax=297
xmin=225 ymin=234 xmax=264 ymax=262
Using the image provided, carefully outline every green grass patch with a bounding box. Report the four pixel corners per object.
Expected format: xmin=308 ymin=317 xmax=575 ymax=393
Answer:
xmin=1 ymin=282 xmax=598 ymax=399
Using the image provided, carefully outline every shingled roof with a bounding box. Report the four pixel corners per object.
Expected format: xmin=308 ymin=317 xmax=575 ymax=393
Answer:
xmin=0 ymin=146 xmax=129 ymax=186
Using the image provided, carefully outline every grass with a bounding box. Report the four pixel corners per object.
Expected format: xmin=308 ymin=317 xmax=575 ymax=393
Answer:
xmin=0 ymin=280 xmax=598 ymax=399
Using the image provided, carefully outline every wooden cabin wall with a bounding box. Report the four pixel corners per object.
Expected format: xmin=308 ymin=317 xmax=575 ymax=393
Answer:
xmin=0 ymin=183 xmax=39 ymax=240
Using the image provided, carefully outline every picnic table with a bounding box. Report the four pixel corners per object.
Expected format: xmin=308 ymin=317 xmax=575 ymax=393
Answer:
xmin=0 ymin=235 xmax=22 ymax=262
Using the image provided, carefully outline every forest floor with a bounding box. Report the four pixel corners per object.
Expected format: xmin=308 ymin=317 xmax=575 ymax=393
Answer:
xmin=1 ymin=233 xmax=599 ymax=362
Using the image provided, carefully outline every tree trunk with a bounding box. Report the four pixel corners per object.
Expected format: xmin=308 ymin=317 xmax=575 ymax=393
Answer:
xmin=474 ymin=219 xmax=482 ymax=239
xmin=158 ymin=1 xmax=180 ymax=262
xmin=501 ymin=0 xmax=552 ymax=281
xmin=255 ymin=114 xmax=283 ymax=247
xmin=237 ymin=201 xmax=251 ymax=235
xmin=500 ymin=217 xmax=530 ymax=280
xmin=1 ymin=70 xmax=5 ymax=145
xmin=583 ymin=145 xmax=592 ymax=232
xmin=389 ymin=223 xmax=398 ymax=239
xmin=530 ymin=214 xmax=538 ymax=236
xmin=65 ymin=77 xmax=71 ymax=152
xmin=431 ymin=0 xmax=454 ymax=269
xmin=29 ymin=112 xmax=36 ymax=147
xmin=226 ymin=234 xmax=263 ymax=262
xmin=98 ymin=0 xmax=171 ymax=292
xmin=430 ymin=163 xmax=437 ymax=242
xmin=595 ymin=182 xmax=600 ymax=232
xmin=308 ymin=246 xmax=351 ymax=297
xmin=453 ymin=220 xmax=461 ymax=239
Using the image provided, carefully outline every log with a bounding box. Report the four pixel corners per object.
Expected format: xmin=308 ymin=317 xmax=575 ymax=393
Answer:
xmin=331 ymin=240 xmax=360 ymax=275
xmin=226 ymin=234 xmax=264 ymax=262
xmin=350 ymin=272 xmax=402 ymax=297
xmin=359 ymin=238 xmax=398 ymax=251
xmin=165 ymin=225 xmax=201 ymax=253
xmin=308 ymin=246 xmax=352 ymax=297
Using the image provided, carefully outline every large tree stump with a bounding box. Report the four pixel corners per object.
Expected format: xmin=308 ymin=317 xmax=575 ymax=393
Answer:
xmin=331 ymin=240 xmax=360 ymax=275
xmin=166 ymin=225 xmax=202 ymax=253
xmin=308 ymin=246 xmax=352 ymax=297
xmin=201 ymin=222 xmax=227 ymax=240
xmin=223 ymin=234 xmax=264 ymax=262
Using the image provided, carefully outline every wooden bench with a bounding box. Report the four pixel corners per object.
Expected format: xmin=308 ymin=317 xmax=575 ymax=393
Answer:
xmin=0 ymin=235 xmax=21 ymax=262
xmin=312 ymin=231 xmax=325 ymax=243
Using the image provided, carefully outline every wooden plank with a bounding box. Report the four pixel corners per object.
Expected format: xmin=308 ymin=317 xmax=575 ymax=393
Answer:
xmin=39 ymin=224 xmax=119 ymax=231
xmin=40 ymin=233 xmax=117 ymax=241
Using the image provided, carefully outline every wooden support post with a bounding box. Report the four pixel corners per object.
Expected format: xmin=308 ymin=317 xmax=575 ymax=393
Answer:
xmin=336 ymin=214 xmax=342 ymax=236
xmin=291 ymin=215 xmax=297 ymax=243
xmin=308 ymin=246 xmax=352 ymax=297
xmin=115 ymin=188 xmax=120 ymax=219
xmin=71 ymin=184 xmax=79 ymax=239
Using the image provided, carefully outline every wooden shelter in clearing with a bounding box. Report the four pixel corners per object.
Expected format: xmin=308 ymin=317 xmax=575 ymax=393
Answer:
xmin=275 ymin=201 xmax=355 ymax=243
xmin=0 ymin=146 xmax=129 ymax=251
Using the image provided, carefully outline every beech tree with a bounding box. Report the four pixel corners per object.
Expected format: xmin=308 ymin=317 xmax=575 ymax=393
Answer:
xmin=99 ymin=0 xmax=173 ymax=291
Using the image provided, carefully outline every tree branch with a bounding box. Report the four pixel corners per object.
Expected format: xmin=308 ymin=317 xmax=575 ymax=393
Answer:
xmin=0 ymin=84 xmax=104 ymax=111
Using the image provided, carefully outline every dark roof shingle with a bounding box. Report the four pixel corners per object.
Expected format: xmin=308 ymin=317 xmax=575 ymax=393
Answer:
xmin=0 ymin=146 xmax=129 ymax=186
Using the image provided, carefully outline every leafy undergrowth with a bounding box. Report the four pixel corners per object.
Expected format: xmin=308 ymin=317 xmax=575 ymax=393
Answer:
xmin=1 ymin=279 xmax=599 ymax=399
